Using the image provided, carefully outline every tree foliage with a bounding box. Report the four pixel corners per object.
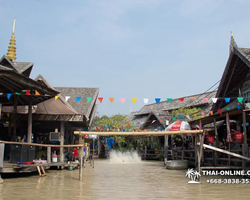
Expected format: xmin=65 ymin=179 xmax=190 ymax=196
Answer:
xmin=171 ymin=107 xmax=203 ymax=122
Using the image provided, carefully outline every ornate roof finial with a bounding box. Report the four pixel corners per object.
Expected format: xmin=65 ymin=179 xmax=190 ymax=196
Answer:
xmin=6 ymin=18 xmax=17 ymax=61
xmin=230 ymin=31 xmax=234 ymax=52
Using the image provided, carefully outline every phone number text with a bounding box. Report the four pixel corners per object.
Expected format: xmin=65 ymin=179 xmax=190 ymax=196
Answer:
xmin=207 ymin=179 xmax=250 ymax=184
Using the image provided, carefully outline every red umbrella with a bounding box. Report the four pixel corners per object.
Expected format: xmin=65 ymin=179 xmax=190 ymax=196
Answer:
xmin=165 ymin=121 xmax=191 ymax=131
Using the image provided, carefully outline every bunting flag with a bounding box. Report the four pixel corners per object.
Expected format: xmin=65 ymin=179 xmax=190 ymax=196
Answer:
xmin=179 ymin=98 xmax=184 ymax=102
xmin=109 ymin=98 xmax=114 ymax=103
xmin=35 ymin=90 xmax=40 ymax=95
xmin=225 ymin=98 xmax=230 ymax=103
xmin=212 ymin=98 xmax=218 ymax=103
xmin=143 ymin=98 xmax=149 ymax=104
xmin=236 ymin=105 xmax=241 ymax=110
xmin=7 ymin=93 xmax=11 ymax=100
xmin=76 ymin=97 xmax=81 ymax=102
xmin=191 ymin=98 xmax=196 ymax=100
xmin=186 ymin=115 xmax=191 ymax=120
xmin=15 ymin=92 xmax=21 ymax=95
xmin=155 ymin=98 xmax=161 ymax=103
xmin=132 ymin=98 xmax=137 ymax=104
xmin=218 ymin=109 xmax=222 ymax=115
xmin=209 ymin=111 xmax=213 ymax=115
xmin=120 ymin=98 xmax=125 ymax=103
xmin=152 ymin=120 xmax=156 ymax=124
xmin=167 ymin=98 xmax=172 ymax=102
xmin=180 ymin=116 xmax=184 ymax=119
xmin=172 ymin=117 xmax=176 ymax=120
xmin=87 ymin=97 xmax=92 ymax=103
xmin=65 ymin=96 xmax=70 ymax=102
xmin=237 ymin=97 xmax=243 ymax=103
xmin=26 ymin=90 xmax=31 ymax=95
xmin=227 ymin=107 xmax=230 ymax=111
xmin=98 ymin=97 xmax=103 ymax=103
xmin=201 ymin=112 xmax=205 ymax=116
xmin=55 ymin=96 xmax=59 ymax=100
xmin=203 ymin=98 xmax=208 ymax=103
xmin=194 ymin=114 xmax=197 ymax=117
xmin=206 ymin=134 xmax=214 ymax=144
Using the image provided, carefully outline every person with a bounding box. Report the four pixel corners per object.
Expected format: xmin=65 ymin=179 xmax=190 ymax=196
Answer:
xmin=72 ymin=147 xmax=79 ymax=161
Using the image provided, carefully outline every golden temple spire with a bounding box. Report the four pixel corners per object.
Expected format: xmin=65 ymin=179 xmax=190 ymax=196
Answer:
xmin=6 ymin=18 xmax=17 ymax=61
xmin=230 ymin=31 xmax=234 ymax=52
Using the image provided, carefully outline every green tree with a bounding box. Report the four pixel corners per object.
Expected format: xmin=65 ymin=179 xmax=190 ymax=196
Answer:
xmin=171 ymin=107 xmax=203 ymax=122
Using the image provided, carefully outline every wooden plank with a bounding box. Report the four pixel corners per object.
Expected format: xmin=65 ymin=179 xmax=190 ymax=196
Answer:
xmin=203 ymin=144 xmax=250 ymax=161
xmin=0 ymin=143 xmax=4 ymax=168
xmin=74 ymin=130 xmax=203 ymax=136
xmin=0 ymin=140 xmax=84 ymax=147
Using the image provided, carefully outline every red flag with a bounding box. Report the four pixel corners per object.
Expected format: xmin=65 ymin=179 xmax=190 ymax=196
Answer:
xmin=179 ymin=98 xmax=184 ymax=102
xmin=218 ymin=109 xmax=222 ymax=116
xmin=84 ymin=135 xmax=88 ymax=138
xmin=234 ymin=130 xmax=243 ymax=143
xmin=206 ymin=134 xmax=214 ymax=143
xmin=26 ymin=90 xmax=31 ymax=95
xmin=98 ymin=97 xmax=103 ymax=103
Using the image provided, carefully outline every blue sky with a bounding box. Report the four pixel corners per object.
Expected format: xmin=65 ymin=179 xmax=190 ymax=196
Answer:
xmin=1 ymin=0 xmax=250 ymax=116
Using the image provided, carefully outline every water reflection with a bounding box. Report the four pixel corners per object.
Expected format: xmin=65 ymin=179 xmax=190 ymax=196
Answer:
xmin=1 ymin=160 xmax=250 ymax=200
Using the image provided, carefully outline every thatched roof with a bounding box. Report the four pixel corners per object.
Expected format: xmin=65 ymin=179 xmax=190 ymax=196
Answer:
xmin=54 ymin=87 xmax=99 ymax=119
xmin=211 ymin=37 xmax=250 ymax=113
xmin=0 ymin=55 xmax=33 ymax=77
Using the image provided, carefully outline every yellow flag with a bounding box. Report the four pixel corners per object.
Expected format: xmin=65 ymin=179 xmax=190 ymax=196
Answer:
xmin=7 ymin=113 xmax=10 ymax=118
xmin=132 ymin=98 xmax=137 ymax=104
xmin=194 ymin=114 xmax=197 ymax=117
xmin=55 ymin=96 xmax=59 ymax=100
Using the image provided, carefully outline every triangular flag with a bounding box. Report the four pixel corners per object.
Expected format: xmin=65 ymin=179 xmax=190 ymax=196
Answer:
xmin=218 ymin=109 xmax=222 ymax=116
xmin=7 ymin=113 xmax=10 ymax=118
xmin=209 ymin=111 xmax=213 ymax=115
xmin=87 ymin=97 xmax=92 ymax=103
xmin=109 ymin=98 xmax=114 ymax=103
xmin=201 ymin=112 xmax=205 ymax=116
xmin=203 ymin=98 xmax=208 ymax=103
xmin=172 ymin=117 xmax=176 ymax=120
xmin=186 ymin=115 xmax=191 ymax=120
xmin=237 ymin=97 xmax=243 ymax=103
xmin=152 ymin=120 xmax=156 ymax=124
xmin=155 ymin=98 xmax=161 ymax=103
xmin=143 ymin=98 xmax=149 ymax=104
xmin=7 ymin=93 xmax=12 ymax=100
xmin=132 ymin=98 xmax=137 ymax=104
xmin=159 ymin=119 xmax=163 ymax=123
xmin=180 ymin=116 xmax=184 ymax=119
xmin=55 ymin=96 xmax=59 ymax=100
xmin=15 ymin=92 xmax=21 ymax=95
xmin=194 ymin=114 xmax=197 ymax=117
xmin=212 ymin=98 xmax=218 ymax=103
xmin=76 ymin=97 xmax=81 ymax=102
xmin=120 ymin=98 xmax=125 ymax=103
xmin=226 ymin=107 xmax=230 ymax=111
xmin=167 ymin=98 xmax=172 ymax=102
xmin=191 ymin=98 xmax=196 ymax=100
xmin=179 ymin=98 xmax=184 ymax=102
xmin=45 ymin=94 xmax=50 ymax=96
xmin=236 ymin=105 xmax=241 ymax=110
xmin=98 ymin=97 xmax=103 ymax=103
xmin=225 ymin=98 xmax=230 ymax=103
xmin=26 ymin=90 xmax=31 ymax=95
xmin=65 ymin=96 xmax=70 ymax=102
xmin=35 ymin=90 xmax=40 ymax=95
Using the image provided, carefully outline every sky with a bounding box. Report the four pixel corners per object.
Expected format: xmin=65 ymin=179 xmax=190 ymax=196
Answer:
xmin=1 ymin=0 xmax=250 ymax=116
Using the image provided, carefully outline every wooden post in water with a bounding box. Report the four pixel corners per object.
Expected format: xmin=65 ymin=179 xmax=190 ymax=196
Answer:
xmin=97 ymin=136 xmax=100 ymax=157
xmin=0 ymin=143 xmax=4 ymax=183
xmin=13 ymin=96 xmax=18 ymax=141
xmin=198 ymin=132 xmax=205 ymax=173
xmin=27 ymin=97 xmax=33 ymax=143
xmin=242 ymin=111 xmax=247 ymax=170
xmin=47 ymin=147 xmax=51 ymax=164
xmin=60 ymin=122 xmax=65 ymax=163
xmin=164 ymin=135 xmax=169 ymax=164
xmin=93 ymin=139 xmax=95 ymax=168
xmin=195 ymin=134 xmax=198 ymax=170
xmin=79 ymin=135 xmax=84 ymax=180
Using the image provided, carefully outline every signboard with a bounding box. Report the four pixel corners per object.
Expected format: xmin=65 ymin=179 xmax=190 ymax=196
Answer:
xmin=50 ymin=132 xmax=60 ymax=142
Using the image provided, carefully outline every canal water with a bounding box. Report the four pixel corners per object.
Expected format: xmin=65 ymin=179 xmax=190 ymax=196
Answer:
xmin=0 ymin=159 xmax=249 ymax=200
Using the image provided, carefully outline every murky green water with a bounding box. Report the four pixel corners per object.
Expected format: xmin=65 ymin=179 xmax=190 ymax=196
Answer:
xmin=0 ymin=160 xmax=249 ymax=200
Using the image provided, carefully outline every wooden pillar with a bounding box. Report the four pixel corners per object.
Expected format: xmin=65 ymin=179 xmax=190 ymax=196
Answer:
xmin=47 ymin=147 xmax=51 ymax=164
xmin=13 ymin=96 xmax=18 ymax=141
xmin=60 ymin=121 xmax=65 ymax=163
xmin=243 ymin=111 xmax=247 ymax=169
xmin=198 ymin=132 xmax=205 ymax=173
xmin=0 ymin=143 xmax=4 ymax=184
xmin=195 ymin=134 xmax=198 ymax=169
xmin=79 ymin=135 xmax=84 ymax=181
xmin=144 ymin=146 xmax=147 ymax=160
xmin=164 ymin=135 xmax=169 ymax=163
xmin=214 ymin=118 xmax=219 ymax=165
xmin=97 ymin=136 xmax=100 ymax=156
xmin=27 ymin=97 xmax=33 ymax=143
xmin=93 ymin=139 xmax=95 ymax=168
